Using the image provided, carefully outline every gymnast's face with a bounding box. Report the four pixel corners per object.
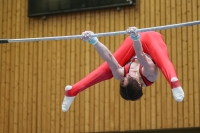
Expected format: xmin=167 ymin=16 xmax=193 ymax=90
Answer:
xmin=121 ymin=73 xmax=139 ymax=87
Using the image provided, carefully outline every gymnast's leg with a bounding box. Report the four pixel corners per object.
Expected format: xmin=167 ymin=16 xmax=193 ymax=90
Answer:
xmin=62 ymin=36 xmax=135 ymax=112
xmin=140 ymin=32 xmax=184 ymax=102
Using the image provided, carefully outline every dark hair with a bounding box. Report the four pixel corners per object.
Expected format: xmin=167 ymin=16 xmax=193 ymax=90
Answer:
xmin=120 ymin=77 xmax=143 ymax=101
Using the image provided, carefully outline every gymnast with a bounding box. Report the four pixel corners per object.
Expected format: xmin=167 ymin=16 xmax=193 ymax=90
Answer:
xmin=62 ymin=27 xmax=184 ymax=112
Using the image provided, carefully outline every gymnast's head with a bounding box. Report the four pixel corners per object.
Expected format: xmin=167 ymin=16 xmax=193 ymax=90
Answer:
xmin=119 ymin=74 xmax=143 ymax=101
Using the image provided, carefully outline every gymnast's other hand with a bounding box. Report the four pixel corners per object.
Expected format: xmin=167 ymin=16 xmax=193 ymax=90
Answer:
xmin=81 ymin=31 xmax=99 ymax=45
xmin=126 ymin=27 xmax=140 ymax=41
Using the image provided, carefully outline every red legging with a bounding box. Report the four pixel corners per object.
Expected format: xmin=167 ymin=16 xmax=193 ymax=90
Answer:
xmin=66 ymin=31 xmax=180 ymax=96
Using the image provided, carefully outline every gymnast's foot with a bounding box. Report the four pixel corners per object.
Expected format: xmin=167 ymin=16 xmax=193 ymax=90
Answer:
xmin=171 ymin=77 xmax=184 ymax=102
xmin=62 ymin=85 xmax=75 ymax=112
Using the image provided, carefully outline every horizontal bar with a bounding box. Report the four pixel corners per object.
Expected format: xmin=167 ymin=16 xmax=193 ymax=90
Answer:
xmin=0 ymin=39 xmax=9 ymax=43
xmin=0 ymin=20 xmax=200 ymax=44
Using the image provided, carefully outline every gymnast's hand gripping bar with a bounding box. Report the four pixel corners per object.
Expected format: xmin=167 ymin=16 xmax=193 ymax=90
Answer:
xmin=0 ymin=20 xmax=200 ymax=44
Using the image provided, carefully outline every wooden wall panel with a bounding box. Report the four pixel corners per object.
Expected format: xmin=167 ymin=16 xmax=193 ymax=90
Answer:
xmin=176 ymin=0 xmax=184 ymax=128
xmin=0 ymin=0 xmax=2 ymax=130
xmin=0 ymin=0 xmax=200 ymax=133
xmin=193 ymin=0 xmax=200 ymax=128
xmin=171 ymin=0 xmax=177 ymax=128
xmin=182 ymin=0 xmax=189 ymax=128
xmin=187 ymin=0 xmax=194 ymax=128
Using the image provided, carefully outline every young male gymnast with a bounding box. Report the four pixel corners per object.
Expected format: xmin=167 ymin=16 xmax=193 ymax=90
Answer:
xmin=62 ymin=27 xmax=184 ymax=112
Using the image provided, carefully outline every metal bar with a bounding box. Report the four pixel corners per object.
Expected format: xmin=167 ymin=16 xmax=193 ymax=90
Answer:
xmin=1 ymin=20 xmax=200 ymax=44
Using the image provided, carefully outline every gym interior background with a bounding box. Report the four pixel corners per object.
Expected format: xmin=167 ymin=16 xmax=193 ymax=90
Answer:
xmin=0 ymin=0 xmax=199 ymax=133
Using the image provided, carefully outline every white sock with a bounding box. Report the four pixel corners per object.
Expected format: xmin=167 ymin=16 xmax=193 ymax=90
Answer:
xmin=171 ymin=77 xmax=184 ymax=102
xmin=62 ymin=85 xmax=75 ymax=112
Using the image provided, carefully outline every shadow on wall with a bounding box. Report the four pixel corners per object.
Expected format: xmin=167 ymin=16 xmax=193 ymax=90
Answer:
xmin=92 ymin=127 xmax=200 ymax=133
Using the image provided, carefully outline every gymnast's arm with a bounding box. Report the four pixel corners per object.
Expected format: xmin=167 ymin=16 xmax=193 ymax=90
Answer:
xmin=93 ymin=41 xmax=124 ymax=80
xmin=81 ymin=31 xmax=124 ymax=80
xmin=133 ymin=39 xmax=158 ymax=78
xmin=133 ymin=40 xmax=154 ymax=67
xmin=126 ymin=26 xmax=159 ymax=81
